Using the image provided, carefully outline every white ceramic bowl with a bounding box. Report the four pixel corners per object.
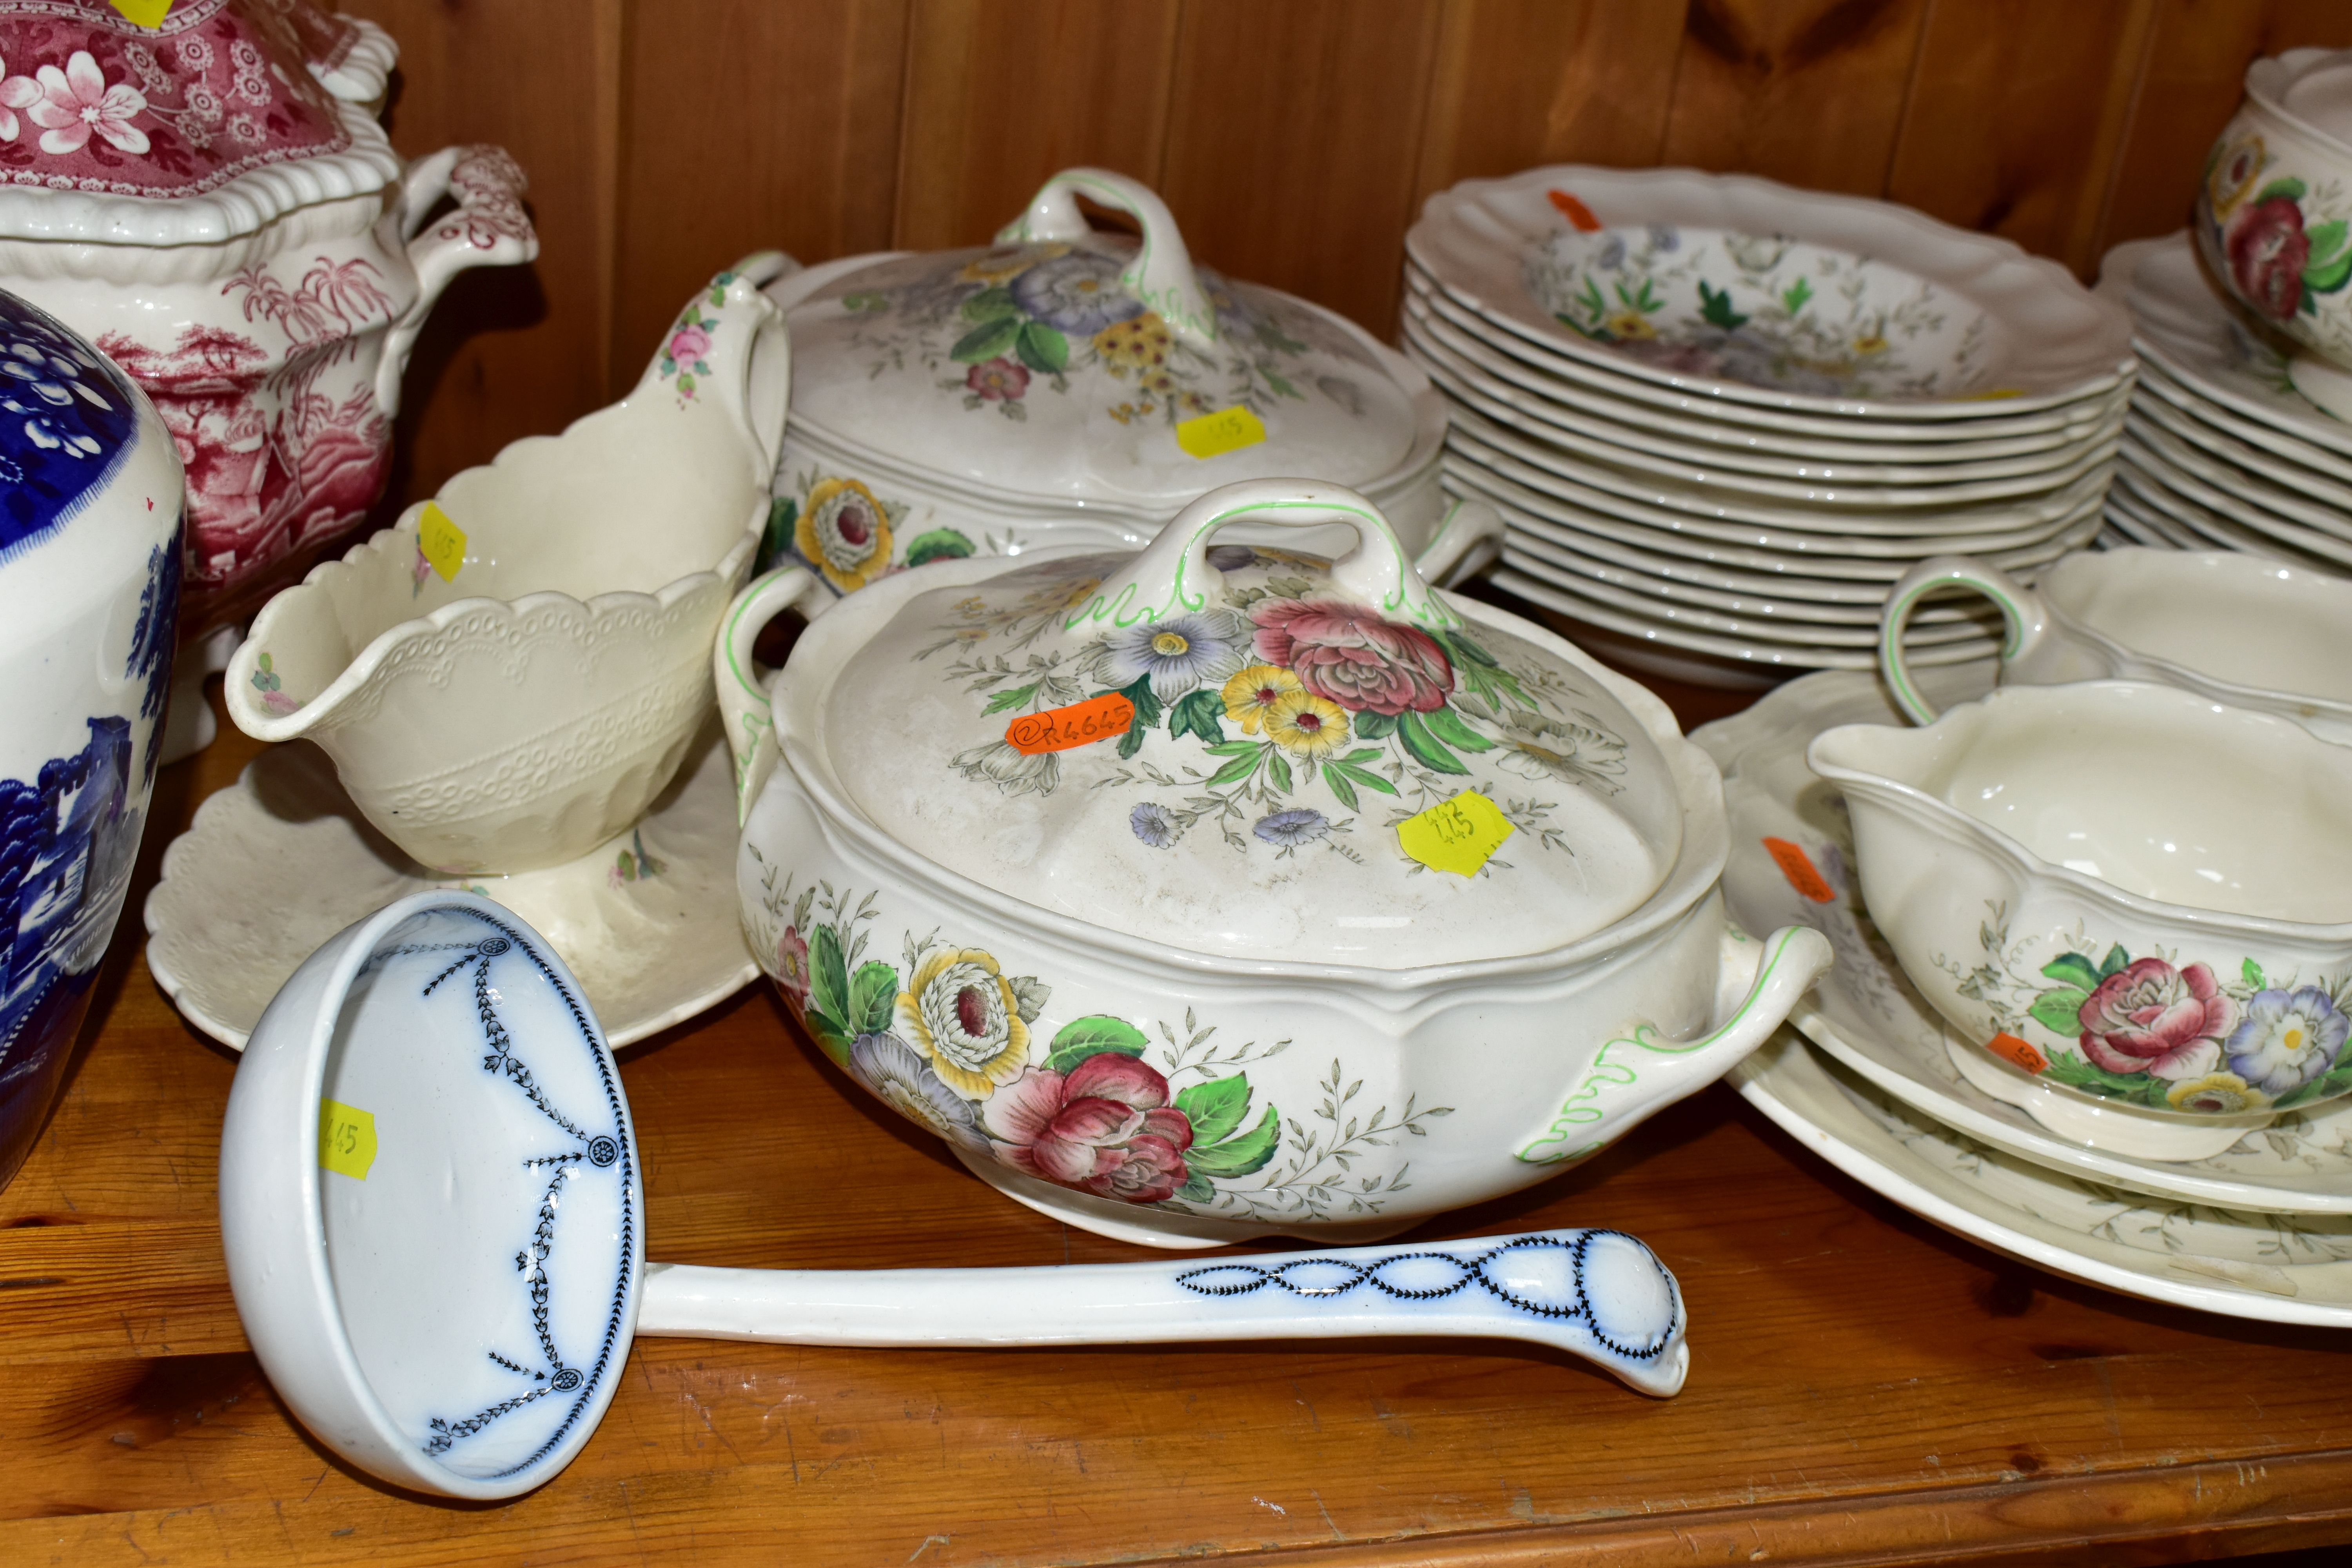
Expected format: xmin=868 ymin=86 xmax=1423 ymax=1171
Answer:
xmin=719 ymin=479 xmax=1831 ymax=1248
xmin=225 ymin=260 xmax=789 ymax=875
xmin=1811 ymin=682 xmax=2352 ymax=1152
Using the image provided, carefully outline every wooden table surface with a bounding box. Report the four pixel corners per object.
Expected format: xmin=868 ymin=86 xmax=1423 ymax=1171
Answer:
xmin=7 ymin=665 xmax=2352 ymax=1568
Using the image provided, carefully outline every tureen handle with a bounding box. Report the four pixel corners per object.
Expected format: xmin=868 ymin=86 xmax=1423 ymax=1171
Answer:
xmin=1516 ymin=925 xmax=1834 ymax=1165
xmin=717 ymin=565 xmax=828 ymax=826
xmin=995 ymin=167 xmax=1220 ymax=353
xmin=1878 ymin=555 xmax=2051 ymax=725
xmin=640 ymin=1226 xmax=1687 ymax=1397
xmin=377 ymin=146 xmax=539 ymax=417
xmin=1068 ymin=479 xmax=1462 ymax=633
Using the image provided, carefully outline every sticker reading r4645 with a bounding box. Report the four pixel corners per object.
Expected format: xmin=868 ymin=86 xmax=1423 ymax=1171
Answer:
xmin=1005 ymin=693 xmax=1136 ymax=755
xmin=319 ymin=1100 xmax=377 ymax=1180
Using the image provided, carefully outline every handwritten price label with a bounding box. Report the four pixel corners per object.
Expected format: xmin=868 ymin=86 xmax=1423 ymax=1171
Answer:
xmin=1005 ymin=693 xmax=1137 ymax=755
xmin=319 ymin=1099 xmax=378 ymax=1181
xmin=417 ymin=501 xmax=468 ymax=583
xmin=1174 ymin=405 xmax=1268 ymax=460
xmin=1761 ymin=837 xmax=1837 ymax=904
xmin=1396 ymin=789 xmax=1514 ymax=877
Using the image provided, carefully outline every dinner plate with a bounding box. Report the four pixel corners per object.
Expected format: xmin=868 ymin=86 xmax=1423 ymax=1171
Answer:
xmin=1410 ymin=165 xmax=2133 ymax=416
xmin=2135 ymin=360 xmax=2352 ymax=490
xmin=1695 ymin=667 xmax=2352 ymax=1216
xmin=2118 ymin=438 xmax=2352 ymax=570
xmin=2127 ymin=417 xmax=2352 ymax=545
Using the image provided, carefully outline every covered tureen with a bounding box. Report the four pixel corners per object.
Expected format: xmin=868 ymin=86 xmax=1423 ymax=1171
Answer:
xmin=760 ymin=169 xmax=1483 ymax=602
xmin=719 ymin=479 xmax=1829 ymax=1248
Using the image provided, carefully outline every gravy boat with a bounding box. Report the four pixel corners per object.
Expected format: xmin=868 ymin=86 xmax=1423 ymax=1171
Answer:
xmin=1812 ymin=681 xmax=2352 ymax=1160
xmin=225 ymin=256 xmax=791 ymax=875
xmin=1880 ymin=547 xmax=2352 ymax=742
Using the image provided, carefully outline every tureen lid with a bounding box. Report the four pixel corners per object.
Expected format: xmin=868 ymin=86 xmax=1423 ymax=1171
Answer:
xmin=781 ymin=169 xmax=1426 ymax=511
xmin=796 ymin=481 xmax=1686 ymax=969
xmin=0 ymin=0 xmax=401 ymax=245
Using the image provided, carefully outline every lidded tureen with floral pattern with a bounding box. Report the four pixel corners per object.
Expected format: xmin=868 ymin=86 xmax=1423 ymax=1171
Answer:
xmin=715 ymin=480 xmax=1830 ymax=1249
xmin=762 ymin=169 xmax=1463 ymax=603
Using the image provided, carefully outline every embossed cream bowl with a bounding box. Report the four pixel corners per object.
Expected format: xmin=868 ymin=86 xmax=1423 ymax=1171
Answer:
xmin=1811 ymin=681 xmax=2352 ymax=1160
xmin=225 ymin=258 xmax=789 ymax=875
xmin=718 ymin=478 xmax=1829 ymax=1248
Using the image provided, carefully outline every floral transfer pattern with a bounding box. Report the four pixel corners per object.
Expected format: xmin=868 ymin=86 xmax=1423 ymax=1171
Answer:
xmin=922 ymin=547 xmax=1629 ymax=871
xmin=1935 ymin=909 xmax=2352 ymax=1116
xmin=759 ymin=465 xmax=992 ymax=597
xmin=837 ymin=241 xmax=1381 ymax=428
xmin=743 ymin=865 xmax=1450 ymax=1220
xmin=1524 ymin=206 xmax=1993 ymax=399
xmin=2197 ymin=132 xmax=2352 ymax=331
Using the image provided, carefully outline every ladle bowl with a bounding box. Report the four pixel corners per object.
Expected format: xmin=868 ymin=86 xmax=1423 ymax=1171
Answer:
xmin=220 ymin=892 xmax=1691 ymax=1499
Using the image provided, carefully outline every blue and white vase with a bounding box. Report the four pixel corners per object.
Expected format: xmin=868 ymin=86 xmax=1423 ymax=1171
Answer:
xmin=0 ymin=289 xmax=183 ymax=1192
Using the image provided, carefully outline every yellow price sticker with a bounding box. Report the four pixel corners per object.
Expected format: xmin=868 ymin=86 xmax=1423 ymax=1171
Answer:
xmin=1396 ymin=789 xmax=1515 ymax=877
xmin=109 ymin=0 xmax=172 ymax=26
xmin=319 ymin=1100 xmax=378 ymax=1181
xmin=417 ymin=501 xmax=468 ymax=583
xmin=1174 ymin=405 xmax=1267 ymax=460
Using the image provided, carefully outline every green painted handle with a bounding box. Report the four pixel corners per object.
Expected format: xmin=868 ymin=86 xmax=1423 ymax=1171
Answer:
xmin=995 ymin=167 xmax=1219 ymax=352
xmin=715 ymin=565 xmax=825 ymax=826
xmin=1063 ymin=479 xmax=1462 ymax=634
xmin=1878 ymin=555 xmax=2045 ymax=725
xmin=1517 ymin=924 xmax=1835 ymax=1165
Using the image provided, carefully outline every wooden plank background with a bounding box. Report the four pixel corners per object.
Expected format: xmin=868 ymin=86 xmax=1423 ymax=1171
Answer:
xmin=347 ymin=0 xmax=2352 ymax=506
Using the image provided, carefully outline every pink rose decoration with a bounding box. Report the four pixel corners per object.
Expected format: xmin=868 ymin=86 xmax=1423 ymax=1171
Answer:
xmin=773 ymin=926 xmax=811 ymax=1010
xmin=668 ymin=324 xmax=711 ymax=367
xmin=965 ymin=357 xmax=1030 ymax=401
xmin=2226 ymin=196 xmax=2310 ymax=322
xmin=1250 ymin=598 xmax=1454 ymax=715
xmin=2077 ymin=957 xmax=2239 ymax=1080
xmin=982 ymin=1053 xmax=1194 ymax=1205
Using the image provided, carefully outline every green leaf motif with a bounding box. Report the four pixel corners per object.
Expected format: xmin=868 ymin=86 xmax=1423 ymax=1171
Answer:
xmin=1205 ymin=745 xmax=1263 ymax=787
xmin=2041 ymin=1046 xmax=2167 ymax=1106
xmin=1174 ymin=1073 xmax=1254 ymax=1146
xmin=905 ymin=528 xmax=975 ymax=567
xmin=808 ymin=924 xmax=851 ymax=1027
xmin=804 ymin=1011 xmax=854 ymax=1069
xmin=1439 ymin=628 xmax=1502 ymax=669
xmin=2305 ymin=244 xmax=2352 ymax=298
xmin=1327 ymin=759 xmax=1398 ymax=796
xmin=1117 ymin=723 xmax=1147 ymax=760
xmin=1169 ymin=688 xmax=1226 ymax=745
xmin=2307 ymin=219 xmax=2350 ymax=267
xmin=1351 ymin=709 xmax=1399 ymax=740
xmin=2100 ymin=944 xmax=2131 ymax=979
xmin=1266 ymin=748 xmax=1293 ymax=794
xmin=1697 ymin=279 xmax=1749 ymax=331
xmin=1045 ymin=1015 xmax=1150 ymax=1073
xmin=1419 ymin=703 xmax=1495 ymax=753
xmin=1187 ymin=1105 xmax=1281 ymax=1177
xmin=1396 ymin=710 xmax=1468 ymax=775
xmin=848 ymin=961 xmax=899 ymax=1036
xmin=2256 ymin=176 xmax=2309 ymax=205
xmin=1016 ymin=321 xmax=1069 ymax=374
xmin=961 ymin=287 xmax=1020 ymax=322
xmin=2027 ymin=987 xmax=2091 ymax=1038
xmin=1176 ymin=1172 xmax=1215 ymax=1203
xmin=950 ymin=316 xmax=1021 ymax=364
xmin=1782 ymin=276 xmax=1813 ymax=314
xmin=983 ymin=682 xmax=1041 ymax=715
xmin=1324 ymin=768 xmax=1359 ymax=812
xmin=2245 ymin=958 xmax=2267 ymax=991
xmin=1117 ymin=674 xmax=1163 ymax=730
xmin=2038 ymin=952 xmax=2102 ymax=992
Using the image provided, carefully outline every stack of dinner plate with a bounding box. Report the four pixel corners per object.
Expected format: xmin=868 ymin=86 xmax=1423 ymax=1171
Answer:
xmin=1401 ymin=165 xmax=2137 ymax=688
xmin=2096 ymin=232 xmax=2352 ymax=576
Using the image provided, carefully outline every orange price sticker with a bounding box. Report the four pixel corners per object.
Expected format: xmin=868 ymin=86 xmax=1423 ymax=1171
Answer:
xmin=1005 ymin=693 xmax=1136 ymax=755
xmin=1761 ymin=837 xmax=1837 ymax=904
xmin=1547 ymin=189 xmax=1602 ymax=232
xmin=1986 ymin=1032 xmax=2048 ymax=1074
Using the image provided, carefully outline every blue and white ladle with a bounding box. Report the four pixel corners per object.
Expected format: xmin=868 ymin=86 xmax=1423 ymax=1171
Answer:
xmin=220 ymin=891 xmax=1687 ymax=1500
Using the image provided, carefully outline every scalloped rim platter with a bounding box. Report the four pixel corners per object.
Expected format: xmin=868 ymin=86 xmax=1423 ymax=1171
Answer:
xmin=1694 ymin=665 xmax=2352 ymax=1215
xmin=1409 ymin=165 xmax=2134 ymax=418
xmin=144 ymin=723 xmax=755 ymax=1051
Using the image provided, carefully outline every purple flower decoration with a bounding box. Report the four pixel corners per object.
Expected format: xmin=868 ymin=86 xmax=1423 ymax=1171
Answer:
xmin=1253 ymin=808 xmax=1329 ymax=850
xmin=2226 ymin=986 xmax=2349 ymax=1098
xmin=1130 ymin=802 xmax=1176 ymax=848
xmin=1100 ymin=609 xmax=1248 ymax=702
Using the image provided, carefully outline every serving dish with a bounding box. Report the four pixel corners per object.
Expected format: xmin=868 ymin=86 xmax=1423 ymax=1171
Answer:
xmin=1812 ymin=682 xmax=2352 ymax=1158
xmin=718 ymin=478 xmax=1830 ymax=1247
xmin=222 ymin=257 xmax=787 ymax=875
xmin=1880 ymin=547 xmax=2352 ymax=740
xmin=0 ymin=284 xmax=182 ymax=1192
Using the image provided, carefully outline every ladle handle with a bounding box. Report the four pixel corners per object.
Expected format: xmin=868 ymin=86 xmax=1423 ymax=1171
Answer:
xmin=716 ymin=565 xmax=828 ymax=825
xmin=995 ymin=167 xmax=1219 ymax=352
xmin=637 ymin=1227 xmax=1688 ymax=1397
xmin=1878 ymin=555 xmax=2049 ymax=725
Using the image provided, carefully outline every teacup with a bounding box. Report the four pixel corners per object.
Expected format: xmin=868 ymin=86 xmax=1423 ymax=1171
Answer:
xmin=1811 ymin=681 xmax=2352 ymax=1161
xmin=225 ymin=256 xmax=790 ymax=875
xmin=1879 ymin=548 xmax=2352 ymax=743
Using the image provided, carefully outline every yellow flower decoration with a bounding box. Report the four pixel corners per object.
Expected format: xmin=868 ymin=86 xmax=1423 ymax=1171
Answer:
xmin=895 ymin=947 xmax=1030 ymax=1100
xmin=1264 ymin=687 xmax=1350 ymax=757
xmin=1222 ymin=664 xmax=1302 ymax=735
xmin=2208 ymin=134 xmax=2268 ymax=222
xmin=795 ymin=476 xmax=896 ymax=594
xmin=1094 ymin=312 xmax=1173 ymax=371
xmin=2165 ymin=1071 xmax=2269 ymax=1115
xmin=1852 ymin=331 xmax=1889 ymax=357
xmin=960 ymin=241 xmax=1067 ymax=283
xmin=1603 ymin=308 xmax=1657 ymax=341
